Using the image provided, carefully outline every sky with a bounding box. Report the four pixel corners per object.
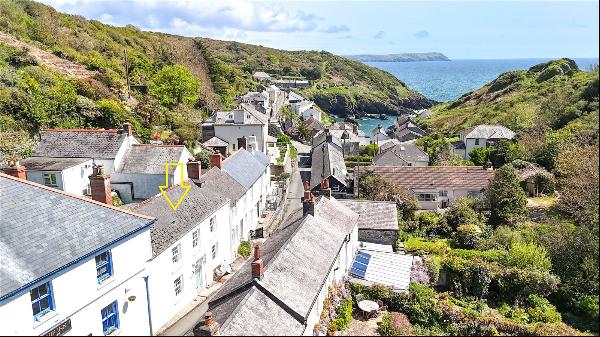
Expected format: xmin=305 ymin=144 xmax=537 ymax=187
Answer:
xmin=41 ymin=0 xmax=599 ymax=59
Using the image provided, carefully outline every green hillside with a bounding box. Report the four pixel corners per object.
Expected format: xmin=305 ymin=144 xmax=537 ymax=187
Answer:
xmin=0 ymin=0 xmax=432 ymax=153
xmin=425 ymin=58 xmax=598 ymax=135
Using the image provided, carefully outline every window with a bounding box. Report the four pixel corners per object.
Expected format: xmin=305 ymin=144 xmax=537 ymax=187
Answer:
xmin=212 ymin=244 xmax=218 ymax=260
xmin=101 ymin=301 xmax=119 ymax=335
xmin=439 ymin=191 xmax=448 ymax=197
xmin=192 ymin=230 xmax=199 ymax=248
xmin=475 ymin=139 xmax=480 ymax=145
xmin=468 ymin=191 xmax=480 ymax=198
xmin=416 ymin=193 xmax=437 ymax=202
xmin=209 ymin=217 xmax=216 ymax=233
xmin=43 ymin=173 xmax=57 ymax=187
xmin=174 ymin=275 xmax=183 ymax=296
xmin=95 ymin=251 xmax=113 ymax=284
xmin=172 ymin=244 xmax=181 ymax=264
xmin=30 ymin=282 xmax=54 ymax=321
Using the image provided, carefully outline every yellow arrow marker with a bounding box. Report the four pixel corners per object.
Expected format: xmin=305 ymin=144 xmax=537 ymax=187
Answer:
xmin=159 ymin=162 xmax=191 ymax=211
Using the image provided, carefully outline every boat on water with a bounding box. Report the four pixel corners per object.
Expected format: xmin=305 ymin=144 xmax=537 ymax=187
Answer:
xmin=380 ymin=113 xmax=389 ymax=120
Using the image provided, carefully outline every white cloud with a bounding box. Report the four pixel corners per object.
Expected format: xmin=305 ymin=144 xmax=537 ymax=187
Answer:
xmin=41 ymin=0 xmax=320 ymax=34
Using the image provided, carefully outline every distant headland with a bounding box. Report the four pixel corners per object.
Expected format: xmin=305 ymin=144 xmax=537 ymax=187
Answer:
xmin=345 ymin=52 xmax=450 ymax=62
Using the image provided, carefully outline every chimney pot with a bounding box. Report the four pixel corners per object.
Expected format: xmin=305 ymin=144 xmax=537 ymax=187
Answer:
xmin=302 ymin=192 xmax=315 ymax=217
xmin=253 ymin=244 xmax=261 ymax=261
xmin=251 ymin=245 xmax=264 ymax=280
xmin=193 ymin=312 xmax=220 ymax=336
xmin=123 ymin=121 xmax=133 ymax=137
xmin=89 ymin=165 xmax=112 ymax=205
xmin=2 ymin=163 xmax=26 ymax=180
xmin=187 ymin=159 xmax=201 ymax=180
xmin=210 ymin=153 xmax=223 ymax=170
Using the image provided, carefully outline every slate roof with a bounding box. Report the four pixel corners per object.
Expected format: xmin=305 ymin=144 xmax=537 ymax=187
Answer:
xmin=17 ymin=157 xmax=91 ymax=171
xmin=203 ymin=136 xmax=229 ymax=148
xmin=118 ymin=145 xmax=191 ymax=175
xmin=359 ymin=166 xmax=494 ymax=190
xmin=210 ymin=103 xmax=268 ymax=126
xmin=33 ymin=129 xmax=130 ymax=159
xmin=0 ymin=174 xmax=154 ymax=300
xmin=310 ymin=141 xmax=348 ymax=189
xmin=193 ymin=167 xmax=246 ymax=204
xmin=338 ymin=200 xmax=398 ymax=231
xmin=209 ymin=197 xmax=359 ymax=336
xmin=252 ymin=71 xmax=271 ymax=80
xmin=450 ymin=140 xmax=466 ymax=150
xmin=305 ymin=116 xmax=325 ymax=132
xmin=127 ymin=180 xmax=229 ymax=256
xmin=222 ymin=149 xmax=269 ymax=190
xmin=287 ymin=91 xmax=305 ymax=102
xmin=462 ymin=125 xmax=516 ymax=140
xmin=312 ymin=130 xmax=342 ymax=149
xmin=373 ymin=143 xmax=429 ymax=166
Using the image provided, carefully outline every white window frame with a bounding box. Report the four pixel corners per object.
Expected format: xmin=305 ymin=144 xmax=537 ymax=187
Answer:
xmin=192 ymin=230 xmax=199 ymax=248
xmin=211 ymin=244 xmax=218 ymax=260
xmin=209 ymin=217 xmax=216 ymax=233
xmin=174 ymin=275 xmax=183 ymax=296
xmin=43 ymin=173 xmax=58 ymax=187
xmin=172 ymin=244 xmax=181 ymax=264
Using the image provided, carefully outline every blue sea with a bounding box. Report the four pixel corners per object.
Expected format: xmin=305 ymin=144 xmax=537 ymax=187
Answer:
xmin=342 ymin=58 xmax=599 ymax=133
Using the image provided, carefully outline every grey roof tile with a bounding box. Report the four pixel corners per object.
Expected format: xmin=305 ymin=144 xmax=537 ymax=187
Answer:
xmin=127 ymin=180 xmax=229 ymax=256
xmin=118 ymin=145 xmax=191 ymax=174
xmin=338 ymin=200 xmax=398 ymax=231
xmin=209 ymin=197 xmax=359 ymax=336
xmin=15 ymin=157 xmax=92 ymax=171
xmin=310 ymin=142 xmax=347 ymax=189
xmin=194 ymin=167 xmax=246 ymax=203
xmin=0 ymin=174 xmax=153 ymax=300
xmin=33 ymin=129 xmax=129 ymax=159
xmin=222 ymin=149 xmax=268 ymax=190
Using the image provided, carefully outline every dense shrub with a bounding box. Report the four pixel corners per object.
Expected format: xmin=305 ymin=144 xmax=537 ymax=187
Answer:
xmin=379 ymin=312 xmax=413 ymax=336
xmin=456 ymin=224 xmax=483 ymax=249
xmin=237 ymin=241 xmax=251 ymax=257
xmin=495 ymin=268 xmax=560 ymax=303
xmin=445 ymin=197 xmax=485 ymax=231
xmin=525 ymin=295 xmax=562 ymax=323
xmin=406 ymin=283 xmax=442 ymax=326
xmin=442 ymin=256 xmax=493 ymax=299
xmin=507 ymin=242 xmax=551 ymax=271
xmin=404 ymin=237 xmax=450 ymax=255
xmin=331 ymin=299 xmax=352 ymax=331
xmin=449 ymin=248 xmax=509 ymax=264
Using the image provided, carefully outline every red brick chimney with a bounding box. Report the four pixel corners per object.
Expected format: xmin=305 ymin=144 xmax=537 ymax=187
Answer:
xmin=302 ymin=181 xmax=315 ymax=216
xmin=210 ymin=153 xmax=223 ymax=170
xmin=89 ymin=164 xmax=113 ymax=205
xmin=2 ymin=162 xmax=26 ymax=180
xmin=320 ymin=178 xmax=332 ymax=198
xmin=193 ymin=312 xmax=220 ymax=336
xmin=123 ymin=121 xmax=133 ymax=137
xmin=251 ymin=245 xmax=264 ymax=280
xmin=187 ymin=158 xmax=201 ymax=180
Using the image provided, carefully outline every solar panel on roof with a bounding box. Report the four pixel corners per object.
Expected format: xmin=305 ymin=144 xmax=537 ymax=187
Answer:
xmin=351 ymin=267 xmax=366 ymax=278
xmin=355 ymin=255 xmax=370 ymax=265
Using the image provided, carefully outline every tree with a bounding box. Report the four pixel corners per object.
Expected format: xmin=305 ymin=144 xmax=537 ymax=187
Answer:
xmin=554 ymin=145 xmax=599 ymax=228
xmin=507 ymin=242 xmax=552 ymax=271
xmin=150 ymin=64 xmax=200 ymax=107
xmin=469 ymin=147 xmax=489 ymax=166
xmin=486 ymin=165 xmax=528 ymax=227
xmin=456 ymin=224 xmax=483 ymax=249
xmin=445 ymin=197 xmax=485 ymax=231
xmin=359 ymin=172 xmax=418 ymax=220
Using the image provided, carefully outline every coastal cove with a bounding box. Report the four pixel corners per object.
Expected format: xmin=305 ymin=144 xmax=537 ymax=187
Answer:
xmin=338 ymin=58 xmax=599 ymax=134
xmin=367 ymin=58 xmax=599 ymax=102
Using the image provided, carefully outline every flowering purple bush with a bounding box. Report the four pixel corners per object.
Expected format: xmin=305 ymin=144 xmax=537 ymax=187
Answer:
xmin=411 ymin=258 xmax=431 ymax=285
xmin=314 ymin=280 xmax=352 ymax=335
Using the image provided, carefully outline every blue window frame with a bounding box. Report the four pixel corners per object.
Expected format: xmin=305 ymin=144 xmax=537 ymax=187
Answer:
xmin=95 ymin=251 xmax=113 ymax=283
xmin=101 ymin=301 xmax=119 ymax=335
xmin=30 ymin=282 xmax=54 ymax=321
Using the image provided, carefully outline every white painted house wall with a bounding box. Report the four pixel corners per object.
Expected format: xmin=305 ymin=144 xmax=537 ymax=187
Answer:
xmin=24 ymin=160 xmax=93 ymax=196
xmin=111 ymin=150 xmax=190 ymax=203
xmin=213 ymin=125 xmax=267 ymax=154
xmin=145 ymin=204 xmax=231 ymax=333
xmin=0 ymin=231 xmax=152 ymax=336
xmin=304 ymin=224 xmax=358 ymax=336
